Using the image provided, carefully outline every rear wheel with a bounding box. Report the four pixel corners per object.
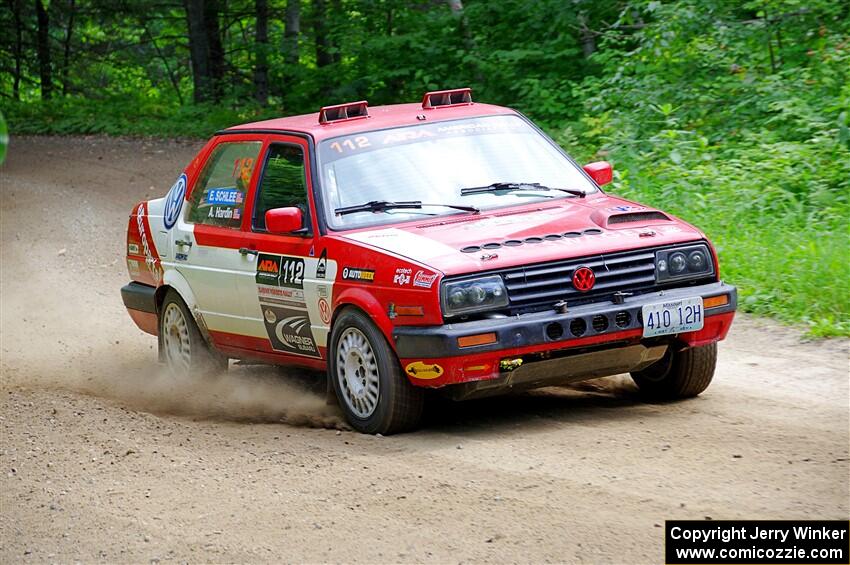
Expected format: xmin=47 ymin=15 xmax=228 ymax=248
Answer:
xmin=159 ymin=289 xmax=226 ymax=378
xmin=329 ymin=309 xmax=424 ymax=434
xmin=630 ymin=342 xmax=717 ymax=400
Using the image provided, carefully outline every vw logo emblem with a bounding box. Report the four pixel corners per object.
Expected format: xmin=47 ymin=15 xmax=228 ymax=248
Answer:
xmin=572 ymin=266 xmax=595 ymax=292
xmin=163 ymin=174 xmax=187 ymax=229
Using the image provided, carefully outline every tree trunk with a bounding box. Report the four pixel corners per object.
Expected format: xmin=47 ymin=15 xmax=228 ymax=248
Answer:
xmin=254 ymin=0 xmax=269 ymax=105
xmin=204 ymin=0 xmax=225 ymax=101
xmin=62 ymin=0 xmax=76 ymax=96
xmin=35 ymin=0 xmax=53 ymax=100
xmin=313 ymin=0 xmax=332 ymax=68
xmin=283 ymin=0 xmax=300 ymax=66
xmin=9 ymin=0 xmax=23 ymax=100
xmin=185 ymin=0 xmax=212 ymax=102
xmin=577 ymin=13 xmax=596 ymax=58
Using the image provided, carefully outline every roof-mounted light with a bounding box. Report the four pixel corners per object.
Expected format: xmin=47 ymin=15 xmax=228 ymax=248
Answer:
xmin=421 ymin=88 xmax=472 ymax=109
xmin=318 ymin=101 xmax=369 ymax=124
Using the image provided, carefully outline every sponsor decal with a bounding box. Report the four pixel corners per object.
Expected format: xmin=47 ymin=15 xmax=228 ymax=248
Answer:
xmin=261 ymin=305 xmax=321 ymax=358
xmin=127 ymin=259 xmax=141 ymax=275
xmin=163 ymin=174 xmax=187 ymax=230
xmin=256 ymin=253 xmax=318 ymax=358
xmin=136 ymin=203 xmax=162 ymax=284
xmin=405 ymin=361 xmax=444 ymax=380
xmin=205 ymin=187 xmax=244 ymax=206
xmin=608 ymin=204 xmax=644 ymax=212
xmin=342 ymin=267 xmax=375 ymax=283
xmin=256 ymin=254 xmax=304 ymax=289
xmin=413 ymin=270 xmax=438 ymax=288
xmin=175 ymin=252 xmax=188 ymax=261
xmin=393 ymin=267 xmax=412 ymax=286
xmin=127 ymin=243 xmax=140 ymax=255
xmin=256 ymin=253 xmax=281 ymax=285
xmin=316 ymin=249 xmax=327 ymax=279
xmin=207 ymin=206 xmax=241 ymax=220
xmin=318 ymin=298 xmax=332 ymax=324
xmin=316 ymin=285 xmax=329 ymax=299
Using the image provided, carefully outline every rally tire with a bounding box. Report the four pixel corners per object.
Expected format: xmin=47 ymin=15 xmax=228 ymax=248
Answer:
xmin=159 ymin=289 xmax=227 ymax=378
xmin=630 ymin=342 xmax=717 ymax=400
xmin=329 ymin=309 xmax=424 ymax=434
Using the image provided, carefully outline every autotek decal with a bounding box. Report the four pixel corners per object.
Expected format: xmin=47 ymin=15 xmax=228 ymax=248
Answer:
xmin=342 ymin=267 xmax=375 ymax=283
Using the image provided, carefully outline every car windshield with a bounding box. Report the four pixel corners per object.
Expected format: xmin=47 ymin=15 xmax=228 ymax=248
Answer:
xmin=317 ymin=114 xmax=597 ymax=230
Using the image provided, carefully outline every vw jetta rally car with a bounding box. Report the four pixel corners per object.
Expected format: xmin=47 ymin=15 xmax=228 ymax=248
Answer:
xmin=121 ymin=88 xmax=737 ymax=434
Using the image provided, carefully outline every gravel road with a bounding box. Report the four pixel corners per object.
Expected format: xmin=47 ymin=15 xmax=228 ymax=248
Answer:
xmin=1 ymin=136 xmax=848 ymax=563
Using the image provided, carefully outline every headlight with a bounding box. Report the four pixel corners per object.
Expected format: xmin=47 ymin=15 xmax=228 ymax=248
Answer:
xmin=655 ymin=244 xmax=714 ymax=282
xmin=441 ymin=275 xmax=508 ymax=317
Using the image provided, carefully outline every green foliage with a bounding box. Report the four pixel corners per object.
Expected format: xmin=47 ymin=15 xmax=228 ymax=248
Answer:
xmin=2 ymin=0 xmax=848 ymax=334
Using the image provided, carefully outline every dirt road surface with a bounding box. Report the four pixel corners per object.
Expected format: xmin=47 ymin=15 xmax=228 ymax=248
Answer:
xmin=1 ymin=136 xmax=848 ymax=563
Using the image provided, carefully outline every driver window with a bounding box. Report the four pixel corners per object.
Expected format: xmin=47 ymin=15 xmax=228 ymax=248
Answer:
xmin=253 ymin=143 xmax=310 ymax=232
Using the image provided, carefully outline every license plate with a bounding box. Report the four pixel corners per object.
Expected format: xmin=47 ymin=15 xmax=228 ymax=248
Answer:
xmin=642 ymin=296 xmax=704 ymax=337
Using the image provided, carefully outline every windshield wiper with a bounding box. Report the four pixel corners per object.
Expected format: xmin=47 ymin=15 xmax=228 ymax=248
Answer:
xmin=334 ymin=200 xmax=479 ymax=216
xmin=460 ymin=182 xmax=586 ymax=198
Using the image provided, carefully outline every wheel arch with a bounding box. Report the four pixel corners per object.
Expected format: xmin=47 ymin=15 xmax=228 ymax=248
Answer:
xmin=331 ymin=287 xmax=395 ymax=346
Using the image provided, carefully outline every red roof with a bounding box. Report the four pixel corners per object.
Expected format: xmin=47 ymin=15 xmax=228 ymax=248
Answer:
xmin=222 ymin=102 xmax=516 ymax=142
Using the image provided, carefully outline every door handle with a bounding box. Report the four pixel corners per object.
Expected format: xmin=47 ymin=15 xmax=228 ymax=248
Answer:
xmin=239 ymin=247 xmax=258 ymax=256
xmin=174 ymin=239 xmax=193 ymax=247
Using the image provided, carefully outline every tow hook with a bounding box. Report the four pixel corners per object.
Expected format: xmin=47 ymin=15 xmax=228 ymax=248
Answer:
xmin=500 ymin=358 xmax=523 ymax=372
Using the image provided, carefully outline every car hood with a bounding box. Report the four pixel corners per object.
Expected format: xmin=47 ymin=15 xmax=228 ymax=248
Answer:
xmin=340 ymin=194 xmax=707 ymax=276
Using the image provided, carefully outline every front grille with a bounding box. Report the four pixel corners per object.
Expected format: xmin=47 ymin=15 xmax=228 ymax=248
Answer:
xmin=502 ymin=247 xmax=659 ymax=310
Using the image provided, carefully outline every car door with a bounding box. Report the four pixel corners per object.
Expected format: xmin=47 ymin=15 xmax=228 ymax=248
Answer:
xmin=234 ymin=136 xmax=338 ymax=361
xmin=170 ymin=135 xmax=266 ymax=343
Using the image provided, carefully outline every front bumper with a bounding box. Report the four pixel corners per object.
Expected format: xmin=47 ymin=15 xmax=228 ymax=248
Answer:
xmin=393 ymin=281 xmax=736 ymax=392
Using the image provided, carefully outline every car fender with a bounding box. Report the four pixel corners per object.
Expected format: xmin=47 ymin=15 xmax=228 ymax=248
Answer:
xmin=332 ymin=286 xmax=395 ymax=346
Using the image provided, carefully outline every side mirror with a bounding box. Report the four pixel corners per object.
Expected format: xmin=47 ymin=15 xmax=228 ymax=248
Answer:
xmin=265 ymin=207 xmax=303 ymax=234
xmin=583 ymin=161 xmax=613 ymax=186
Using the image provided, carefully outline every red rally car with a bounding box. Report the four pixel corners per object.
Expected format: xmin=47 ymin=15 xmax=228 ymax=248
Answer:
xmin=121 ymin=88 xmax=737 ymax=434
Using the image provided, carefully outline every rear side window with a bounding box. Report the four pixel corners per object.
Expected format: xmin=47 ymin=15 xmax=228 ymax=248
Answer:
xmin=187 ymin=141 xmax=262 ymax=228
xmin=253 ymin=144 xmax=309 ymax=231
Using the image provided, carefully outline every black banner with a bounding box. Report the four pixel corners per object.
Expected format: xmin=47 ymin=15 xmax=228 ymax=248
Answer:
xmin=666 ymin=520 xmax=849 ymax=564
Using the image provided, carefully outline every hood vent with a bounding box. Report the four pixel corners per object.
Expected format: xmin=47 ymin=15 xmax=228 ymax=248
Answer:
xmin=460 ymin=228 xmax=604 ymax=252
xmin=607 ymin=211 xmax=669 ymax=225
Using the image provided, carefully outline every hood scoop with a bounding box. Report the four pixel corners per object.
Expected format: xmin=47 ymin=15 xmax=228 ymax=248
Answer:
xmin=607 ymin=211 xmax=670 ymax=225
xmin=460 ymin=228 xmax=603 ymax=253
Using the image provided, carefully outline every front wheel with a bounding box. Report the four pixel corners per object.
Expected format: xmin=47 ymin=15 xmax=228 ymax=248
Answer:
xmin=329 ymin=309 xmax=424 ymax=434
xmin=159 ymin=289 xmax=227 ymax=378
xmin=630 ymin=342 xmax=717 ymax=400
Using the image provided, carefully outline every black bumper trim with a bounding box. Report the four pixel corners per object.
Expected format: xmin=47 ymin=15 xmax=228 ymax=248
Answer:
xmin=121 ymin=282 xmax=157 ymax=314
xmin=392 ymin=281 xmax=736 ymax=358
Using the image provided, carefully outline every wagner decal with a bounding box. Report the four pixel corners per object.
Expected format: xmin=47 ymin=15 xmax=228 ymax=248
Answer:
xmin=413 ymin=270 xmax=438 ymax=289
xmin=262 ymin=305 xmax=321 ymax=358
xmin=405 ymin=361 xmax=444 ymax=380
xmin=342 ymin=267 xmax=375 ymax=283
xmin=393 ymin=267 xmax=412 ymax=286
xmin=316 ymin=249 xmax=327 ymax=279
xmin=163 ymin=174 xmax=187 ymax=230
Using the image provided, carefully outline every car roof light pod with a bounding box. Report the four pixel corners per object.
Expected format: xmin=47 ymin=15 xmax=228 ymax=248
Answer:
xmin=318 ymin=101 xmax=370 ymax=124
xmin=421 ymin=88 xmax=473 ymax=109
